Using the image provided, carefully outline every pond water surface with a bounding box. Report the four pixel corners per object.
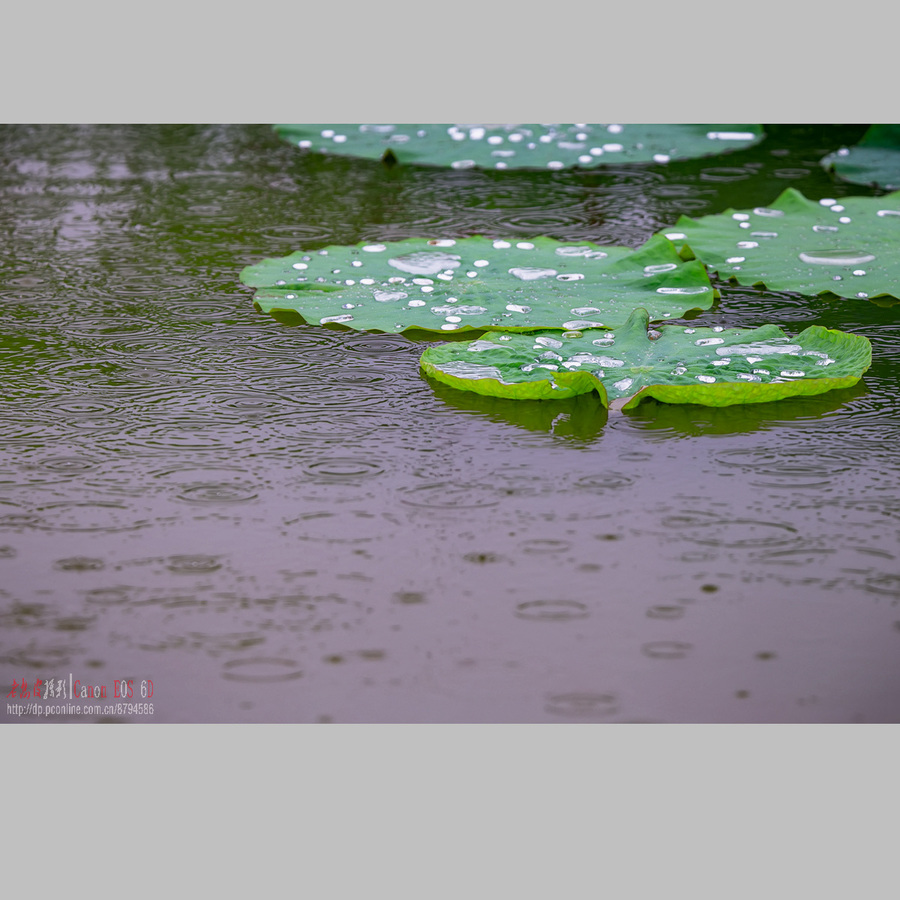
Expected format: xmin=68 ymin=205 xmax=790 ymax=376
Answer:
xmin=1 ymin=124 xmax=899 ymax=723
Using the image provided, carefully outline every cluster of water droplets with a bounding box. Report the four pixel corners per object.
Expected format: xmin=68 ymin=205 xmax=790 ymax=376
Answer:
xmin=669 ymin=195 xmax=900 ymax=300
xmin=292 ymin=124 xmax=760 ymax=173
xmin=436 ymin=314 xmax=844 ymax=395
xmin=267 ymin=238 xmax=622 ymax=332
xmin=445 ymin=124 xmax=632 ymax=170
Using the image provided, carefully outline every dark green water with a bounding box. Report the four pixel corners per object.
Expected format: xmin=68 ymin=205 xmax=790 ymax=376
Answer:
xmin=1 ymin=124 xmax=898 ymax=723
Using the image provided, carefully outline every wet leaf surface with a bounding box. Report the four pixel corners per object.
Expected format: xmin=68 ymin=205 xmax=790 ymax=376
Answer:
xmin=274 ymin=123 xmax=764 ymax=170
xmin=420 ymin=307 xmax=872 ymax=410
xmin=821 ymin=125 xmax=900 ymax=190
xmin=240 ymin=234 xmax=715 ymax=334
xmin=659 ymin=187 xmax=900 ymax=302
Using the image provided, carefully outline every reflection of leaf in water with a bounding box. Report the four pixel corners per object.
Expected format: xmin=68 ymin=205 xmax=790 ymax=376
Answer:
xmin=420 ymin=307 xmax=872 ymax=412
xmin=624 ymin=378 xmax=869 ymax=437
xmin=240 ymin=235 xmax=715 ymax=334
xmin=659 ymin=187 xmax=900 ymax=302
xmin=274 ymin=124 xmax=764 ymax=170
xmin=821 ymin=125 xmax=900 ymax=190
xmin=427 ymin=380 xmax=608 ymax=443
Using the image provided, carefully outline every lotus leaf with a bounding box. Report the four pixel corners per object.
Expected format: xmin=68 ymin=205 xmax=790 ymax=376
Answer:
xmin=821 ymin=125 xmax=900 ymax=190
xmin=240 ymin=235 xmax=716 ymax=334
xmin=659 ymin=187 xmax=900 ymax=302
xmin=274 ymin=124 xmax=764 ymax=170
xmin=419 ymin=307 xmax=872 ymax=410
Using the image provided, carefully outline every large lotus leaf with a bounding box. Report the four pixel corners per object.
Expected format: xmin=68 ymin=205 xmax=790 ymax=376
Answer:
xmin=273 ymin=124 xmax=764 ymax=170
xmin=419 ymin=307 xmax=872 ymax=411
xmin=659 ymin=187 xmax=900 ymax=302
xmin=240 ymin=235 xmax=716 ymax=334
xmin=821 ymin=125 xmax=900 ymax=190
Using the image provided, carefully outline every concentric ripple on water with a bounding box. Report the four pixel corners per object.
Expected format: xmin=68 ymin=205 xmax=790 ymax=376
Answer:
xmin=572 ymin=471 xmax=636 ymax=491
xmin=514 ymin=600 xmax=589 ymax=621
xmin=166 ymin=555 xmax=222 ymax=575
xmin=520 ymin=539 xmax=573 ymax=555
xmin=713 ymin=446 xmax=858 ymax=488
xmin=175 ymin=483 xmax=258 ymax=504
xmin=53 ymin=556 xmax=105 ymax=572
xmin=660 ymin=509 xmax=799 ymax=549
xmin=302 ymin=458 xmax=385 ymax=481
xmin=222 ymin=657 xmax=303 ymax=683
xmin=545 ymin=692 xmax=619 ymax=717
xmin=398 ymin=482 xmax=502 ymax=510
xmin=642 ymin=641 xmax=693 ymax=659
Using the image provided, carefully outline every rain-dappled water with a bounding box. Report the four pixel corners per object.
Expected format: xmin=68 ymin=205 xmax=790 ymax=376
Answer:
xmin=2 ymin=123 xmax=899 ymax=723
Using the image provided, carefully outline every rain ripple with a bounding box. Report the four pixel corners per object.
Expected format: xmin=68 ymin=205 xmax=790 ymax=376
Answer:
xmin=0 ymin=413 xmax=77 ymax=448
xmin=398 ymin=482 xmax=503 ymax=510
xmin=861 ymin=574 xmax=900 ymax=598
xmin=175 ymin=483 xmax=258 ymax=504
xmin=265 ymin=412 xmax=387 ymax=444
xmin=37 ymin=455 xmax=101 ymax=474
xmin=301 ymin=457 xmax=385 ymax=481
xmin=713 ymin=446 xmax=859 ymax=488
xmin=31 ymin=500 xmax=152 ymax=533
xmin=149 ymin=461 xmax=256 ymax=495
xmin=187 ymin=631 xmax=266 ymax=654
xmin=750 ymin=546 xmax=835 ymax=567
xmin=343 ymin=334 xmax=420 ymax=356
xmin=202 ymin=389 xmax=307 ymax=421
xmin=520 ymin=539 xmax=573 ymax=555
xmin=515 ymin=600 xmax=589 ymax=622
xmin=167 ymin=555 xmax=222 ymax=575
xmin=699 ymin=166 xmax=756 ymax=182
xmin=659 ymin=510 xmax=799 ymax=549
xmin=572 ymin=471 xmax=635 ymax=491
xmin=54 ymin=556 xmax=105 ymax=572
xmin=642 ymin=641 xmax=693 ymax=659
xmin=83 ymin=587 xmax=131 ymax=606
xmin=5 ymin=643 xmax=75 ymax=669
xmin=246 ymin=376 xmax=392 ymax=412
xmin=222 ymin=657 xmax=303 ymax=683
xmin=646 ymin=605 xmax=686 ymax=620
xmin=118 ymin=419 xmax=237 ymax=452
xmin=286 ymin=511 xmax=397 ymax=544
xmin=545 ymin=692 xmax=619 ymax=718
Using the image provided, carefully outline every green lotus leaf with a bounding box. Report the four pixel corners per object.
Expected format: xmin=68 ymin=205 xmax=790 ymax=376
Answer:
xmin=658 ymin=187 xmax=900 ymax=302
xmin=821 ymin=125 xmax=900 ymax=190
xmin=240 ymin=235 xmax=716 ymax=335
xmin=273 ymin=124 xmax=764 ymax=170
xmin=419 ymin=307 xmax=872 ymax=411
